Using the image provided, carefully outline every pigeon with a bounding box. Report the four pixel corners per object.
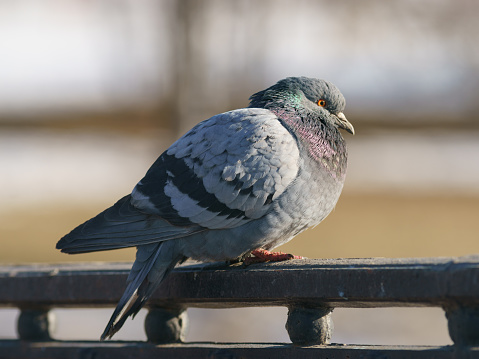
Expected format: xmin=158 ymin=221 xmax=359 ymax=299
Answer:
xmin=56 ymin=76 xmax=354 ymax=340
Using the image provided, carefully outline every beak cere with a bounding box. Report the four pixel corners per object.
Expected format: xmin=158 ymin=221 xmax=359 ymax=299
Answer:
xmin=336 ymin=112 xmax=355 ymax=135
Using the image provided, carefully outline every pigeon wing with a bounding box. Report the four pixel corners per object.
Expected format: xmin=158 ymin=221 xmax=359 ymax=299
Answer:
xmin=56 ymin=194 xmax=205 ymax=253
xmin=131 ymin=108 xmax=300 ymax=230
xmin=58 ymin=108 xmax=300 ymax=254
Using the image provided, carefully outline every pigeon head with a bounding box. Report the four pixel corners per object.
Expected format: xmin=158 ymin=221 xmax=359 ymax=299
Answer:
xmin=249 ymin=76 xmax=354 ymax=135
xmin=250 ymin=77 xmax=353 ymax=180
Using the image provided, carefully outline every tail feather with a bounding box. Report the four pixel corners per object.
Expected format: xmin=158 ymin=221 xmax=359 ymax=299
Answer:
xmin=100 ymin=242 xmax=183 ymax=340
xmin=57 ymin=195 xmax=198 ymax=339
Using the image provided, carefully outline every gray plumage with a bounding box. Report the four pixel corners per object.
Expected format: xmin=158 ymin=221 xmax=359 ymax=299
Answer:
xmin=56 ymin=76 xmax=354 ymax=340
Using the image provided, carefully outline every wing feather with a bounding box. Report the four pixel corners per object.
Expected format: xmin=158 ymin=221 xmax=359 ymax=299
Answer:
xmin=132 ymin=108 xmax=300 ymax=230
xmin=56 ymin=195 xmax=204 ymax=253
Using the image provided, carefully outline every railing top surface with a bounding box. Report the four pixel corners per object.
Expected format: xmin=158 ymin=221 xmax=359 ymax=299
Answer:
xmin=1 ymin=255 xmax=479 ymax=309
xmin=2 ymin=255 xmax=479 ymax=273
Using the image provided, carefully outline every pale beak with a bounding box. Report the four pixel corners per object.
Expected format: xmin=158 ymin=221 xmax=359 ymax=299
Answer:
xmin=335 ymin=112 xmax=355 ymax=135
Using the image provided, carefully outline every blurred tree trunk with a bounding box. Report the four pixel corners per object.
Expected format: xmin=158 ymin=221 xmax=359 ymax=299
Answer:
xmin=169 ymin=1 xmax=208 ymax=135
xmin=166 ymin=0 xmax=272 ymax=136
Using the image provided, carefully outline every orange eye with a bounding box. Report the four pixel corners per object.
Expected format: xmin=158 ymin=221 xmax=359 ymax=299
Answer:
xmin=317 ymin=99 xmax=327 ymax=107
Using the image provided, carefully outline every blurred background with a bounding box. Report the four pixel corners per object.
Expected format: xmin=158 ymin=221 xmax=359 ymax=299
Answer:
xmin=1 ymin=0 xmax=478 ymax=346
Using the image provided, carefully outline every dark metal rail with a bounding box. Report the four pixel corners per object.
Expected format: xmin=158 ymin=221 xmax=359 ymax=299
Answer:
xmin=2 ymin=256 xmax=479 ymax=358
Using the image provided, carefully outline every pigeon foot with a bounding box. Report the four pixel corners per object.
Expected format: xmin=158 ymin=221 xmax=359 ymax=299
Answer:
xmin=244 ymin=248 xmax=304 ymax=265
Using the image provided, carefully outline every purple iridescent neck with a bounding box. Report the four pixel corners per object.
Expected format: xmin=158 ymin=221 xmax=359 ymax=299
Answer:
xmin=271 ymin=108 xmax=348 ymax=181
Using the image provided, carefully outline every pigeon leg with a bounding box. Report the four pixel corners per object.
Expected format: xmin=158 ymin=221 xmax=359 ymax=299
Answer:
xmin=244 ymin=248 xmax=304 ymax=265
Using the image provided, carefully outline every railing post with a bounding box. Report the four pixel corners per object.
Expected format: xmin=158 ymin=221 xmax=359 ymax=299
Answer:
xmin=144 ymin=307 xmax=188 ymax=344
xmin=445 ymin=304 xmax=479 ymax=346
xmin=17 ymin=308 xmax=55 ymax=341
xmin=286 ymin=306 xmax=333 ymax=346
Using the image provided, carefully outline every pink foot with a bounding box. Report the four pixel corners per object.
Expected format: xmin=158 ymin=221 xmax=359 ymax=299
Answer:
xmin=244 ymin=248 xmax=304 ymax=265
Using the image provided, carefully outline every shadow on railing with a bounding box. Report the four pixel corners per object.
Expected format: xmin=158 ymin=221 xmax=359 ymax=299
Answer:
xmin=2 ymin=256 xmax=479 ymax=358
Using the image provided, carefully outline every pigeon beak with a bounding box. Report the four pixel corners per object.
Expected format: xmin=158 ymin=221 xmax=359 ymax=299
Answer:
xmin=335 ymin=112 xmax=355 ymax=135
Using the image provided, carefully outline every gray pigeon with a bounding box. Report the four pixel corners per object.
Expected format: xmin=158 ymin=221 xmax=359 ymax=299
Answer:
xmin=57 ymin=76 xmax=354 ymax=340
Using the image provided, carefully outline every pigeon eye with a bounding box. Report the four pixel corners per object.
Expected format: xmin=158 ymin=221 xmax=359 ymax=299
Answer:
xmin=317 ymin=99 xmax=327 ymax=107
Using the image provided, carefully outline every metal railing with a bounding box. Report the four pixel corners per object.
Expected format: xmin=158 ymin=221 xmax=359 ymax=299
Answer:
xmin=1 ymin=256 xmax=479 ymax=358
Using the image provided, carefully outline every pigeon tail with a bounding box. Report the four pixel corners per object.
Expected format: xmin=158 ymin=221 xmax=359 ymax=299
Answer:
xmin=100 ymin=242 xmax=183 ymax=340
